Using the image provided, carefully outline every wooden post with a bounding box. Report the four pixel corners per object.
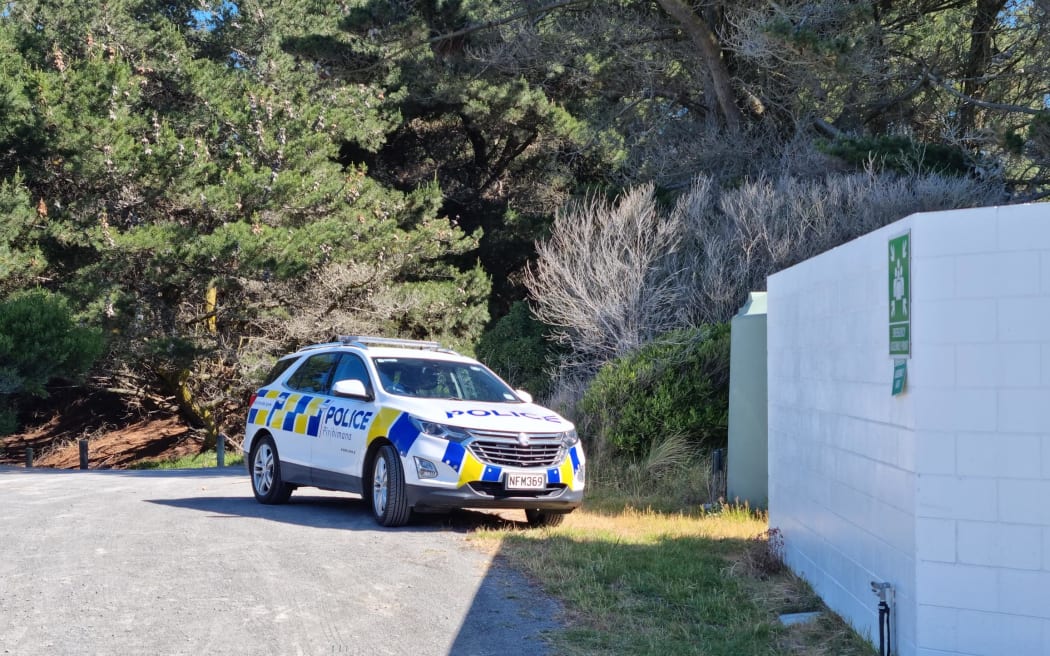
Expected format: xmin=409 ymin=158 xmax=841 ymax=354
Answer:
xmin=79 ymin=439 xmax=89 ymax=470
xmin=25 ymin=447 xmax=33 ymax=468
xmin=205 ymin=285 xmax=217 ymax=333
xmin=217 ymin=432 xmax=226 ymax=468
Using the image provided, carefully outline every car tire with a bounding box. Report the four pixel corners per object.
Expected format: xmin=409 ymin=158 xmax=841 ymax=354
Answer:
xmin=525 ymin=509 xmax=566 ymax=528
xmin=250 ymin=435 xmax=293 ymax=504
xmin=371 ymin=443 xmax=411 ymax=527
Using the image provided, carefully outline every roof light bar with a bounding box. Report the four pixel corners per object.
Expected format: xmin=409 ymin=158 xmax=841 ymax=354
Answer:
xmin=337 ymin=335 xmax=444 ymax=351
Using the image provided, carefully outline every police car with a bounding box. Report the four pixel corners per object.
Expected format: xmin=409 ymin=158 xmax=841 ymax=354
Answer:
xmin=243 ymin=336 xmax=584 ymax=527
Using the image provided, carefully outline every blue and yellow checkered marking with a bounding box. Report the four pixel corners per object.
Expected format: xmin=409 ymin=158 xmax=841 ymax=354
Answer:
xmin=249 ymin=390 xmax=324 ymax=438
xmin=366 ymin=408 xmax=401 ymax=447
xmin=442 ymin=441 xmax=467 ymax=473
xmin=388 ymin=413 xmax=420 ymax=456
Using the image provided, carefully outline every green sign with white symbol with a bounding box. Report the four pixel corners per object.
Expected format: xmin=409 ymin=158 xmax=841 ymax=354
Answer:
xmin=889 ymin=232 xmax=911 ymax=357
xmin=892 ymin=359 xmax=907 ymax=396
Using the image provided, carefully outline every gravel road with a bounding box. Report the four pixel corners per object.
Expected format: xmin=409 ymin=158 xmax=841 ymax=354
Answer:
xmin=0 ymin=467 xmax=563 ymax=656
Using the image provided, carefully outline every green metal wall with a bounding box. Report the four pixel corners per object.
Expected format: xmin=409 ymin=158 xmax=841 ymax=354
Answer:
xmin=727 ymin=292 xmax=768 ymax=508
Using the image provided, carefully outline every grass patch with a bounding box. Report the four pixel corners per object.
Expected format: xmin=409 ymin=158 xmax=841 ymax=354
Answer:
xmin=473 ymin=475 xmax=876 ymax=655
xmin=128 ymin=450 xmax=244 ymax=470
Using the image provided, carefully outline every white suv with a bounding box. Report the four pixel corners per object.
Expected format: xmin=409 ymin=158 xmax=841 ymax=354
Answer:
xmin=243 ymin=336 xmax=584 ymax=527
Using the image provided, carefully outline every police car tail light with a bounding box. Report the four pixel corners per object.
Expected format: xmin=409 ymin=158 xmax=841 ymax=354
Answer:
xmin=560 ymin=429 xmax=579 ymax=447
xmin=408 ymin=415 xmax=471 ymax=443
xmin=248 ymin=393 xmax=258 ymax=407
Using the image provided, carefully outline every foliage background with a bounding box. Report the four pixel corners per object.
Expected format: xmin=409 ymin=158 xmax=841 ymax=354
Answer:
xmin=1 ymin=0 xmax=1046 ymax=444
xmin=578 ymin=324 xmax=731 ymax=461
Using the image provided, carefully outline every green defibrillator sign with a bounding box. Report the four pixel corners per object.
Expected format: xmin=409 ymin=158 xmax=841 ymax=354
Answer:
xmin=889 ymin=232 xmax=911 ymax=357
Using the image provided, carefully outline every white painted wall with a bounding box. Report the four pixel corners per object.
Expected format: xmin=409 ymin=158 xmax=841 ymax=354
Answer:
xmin=767 ymin=204 xmax=1050 ymax=656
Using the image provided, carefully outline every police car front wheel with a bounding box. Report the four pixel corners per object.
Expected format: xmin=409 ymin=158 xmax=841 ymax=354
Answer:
xmin=251 ymin=435 xmax=293 ymax=505
xmin=371 ymin=443 xmax=411 ymax=527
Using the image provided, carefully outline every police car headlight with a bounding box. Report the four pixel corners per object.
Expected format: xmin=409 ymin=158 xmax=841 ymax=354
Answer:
xmin=560 ymin=428 xmax=579 ymax=447
xmin=409 ymin=415 xmax=471 ymax=443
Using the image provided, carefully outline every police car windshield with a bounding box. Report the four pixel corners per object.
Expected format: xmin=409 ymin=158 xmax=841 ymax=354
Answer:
xmin=372 ymin=357 xmax=520 ymax=403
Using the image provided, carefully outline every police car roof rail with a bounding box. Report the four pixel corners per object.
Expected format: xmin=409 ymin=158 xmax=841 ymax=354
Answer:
xmin=335 ymin=335 xmax=457 ymax=353
xmin=296 ymin=341 xmax=344 ymax=353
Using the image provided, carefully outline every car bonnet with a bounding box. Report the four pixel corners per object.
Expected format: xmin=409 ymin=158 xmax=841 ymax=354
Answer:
xmin=388 ymin=397 xmax=574 ymax=433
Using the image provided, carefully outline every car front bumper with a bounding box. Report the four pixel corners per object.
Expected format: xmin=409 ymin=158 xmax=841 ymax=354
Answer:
xmin=405 ymin=482 xmax=584 ymax=512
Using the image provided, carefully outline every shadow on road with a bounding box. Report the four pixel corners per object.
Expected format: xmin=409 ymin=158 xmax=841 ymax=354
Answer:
xmin=0 ymin=465 xmax=245 ymax=477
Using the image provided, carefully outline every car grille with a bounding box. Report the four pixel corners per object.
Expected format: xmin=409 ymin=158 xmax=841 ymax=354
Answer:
xmin=467 ymin=430 xmax=565 ymax=468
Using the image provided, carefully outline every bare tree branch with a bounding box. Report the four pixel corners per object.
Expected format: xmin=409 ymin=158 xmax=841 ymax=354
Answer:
xmin=378 ymin=0 xmax=591 ymax=64
xmin=926 ymin=71 xmax=1046 ymax=116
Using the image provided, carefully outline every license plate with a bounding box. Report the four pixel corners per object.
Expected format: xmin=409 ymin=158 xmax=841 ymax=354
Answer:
xmin=505 ymin=472 xmax=546 ymax=490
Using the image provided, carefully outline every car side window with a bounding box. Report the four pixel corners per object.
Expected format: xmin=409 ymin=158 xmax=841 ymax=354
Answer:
xmin=261 ymin=357 xmax=298 ymax=386
xmin=285 ymin=353 xmax=340 ymax=393
xmin=329 ymin=354 xmax=372 ymax=395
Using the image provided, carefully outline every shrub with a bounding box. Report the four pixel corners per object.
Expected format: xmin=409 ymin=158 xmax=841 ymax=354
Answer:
xmin=821 ymin=134 xmax=975 ymax=177
xmin=475 ymin=301 xmax=558 ymax=398
xmin=528 ymin=168 xmax=1004 ymax=378
xmin=579 ymin=324 xmax=730 ymax=460
xmin=0 ymin=289 xmax=104 ymax=435
xmin=674 ymin=169 xmax=1005 ymax=323
xmin=525 ymin=183 xmax=686 ymax=377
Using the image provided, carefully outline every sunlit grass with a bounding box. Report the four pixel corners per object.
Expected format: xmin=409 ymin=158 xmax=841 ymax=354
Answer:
xmin=551 ymin=504 xmax=765 ymax=542
xmin=472 ymin=472 xmax=876 ymax=656
xmin=128 ymin=450 xmax=244 ymax=470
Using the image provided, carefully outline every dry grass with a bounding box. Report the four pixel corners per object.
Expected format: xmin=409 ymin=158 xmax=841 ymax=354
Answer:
xmin=736 ymin=527 xmax=788 ymax=579
xmin=546 ymin=503 xmax=766 ymax=542
xmin=472 ymin=501 xmax=875 ymax=655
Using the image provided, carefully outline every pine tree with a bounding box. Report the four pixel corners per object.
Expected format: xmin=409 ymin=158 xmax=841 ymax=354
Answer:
xmin=0 ymin=1 xmax=490 ymax=438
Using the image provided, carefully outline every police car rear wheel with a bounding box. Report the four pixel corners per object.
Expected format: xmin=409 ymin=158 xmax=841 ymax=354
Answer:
xmin=371 ymin=444 xmax=410 ymax=527
xmin=251 ymin=435 xmax=292 ymax=505
xmin=525 ymin=509 xmax=565 ymax=528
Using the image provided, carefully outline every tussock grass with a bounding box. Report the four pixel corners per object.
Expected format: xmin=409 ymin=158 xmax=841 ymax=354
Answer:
xmin=581 ymin=444 xmax=714 ymax=515
xmin=473 ymin=462 xmax=875 ymax=655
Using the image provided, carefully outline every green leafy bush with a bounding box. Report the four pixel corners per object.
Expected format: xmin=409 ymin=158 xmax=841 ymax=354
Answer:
xmin=821 ymin=135 xmax=973 ymax=177
xmin=0 ymin=289 xmax=104 ymax=435
xmin=579 ymin=324 xmax=730 ymax=459
xmin=475 ymin=301 xmax=559 ymax=398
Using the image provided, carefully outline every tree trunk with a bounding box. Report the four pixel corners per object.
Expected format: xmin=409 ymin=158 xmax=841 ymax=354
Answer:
xmin=654 ymin=0 xmax=742 ymax=131
xmin=959 ymin=0 xmax=1007 ymax=133
xmin=157 ymin=368 xmax=219 ymax=449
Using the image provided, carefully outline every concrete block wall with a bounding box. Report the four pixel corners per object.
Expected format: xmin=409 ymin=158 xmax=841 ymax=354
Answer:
xmin=768 ymin=204 xmax=1050 ymax=656
xmin=768 ymin=214 xmax=919 ymax=653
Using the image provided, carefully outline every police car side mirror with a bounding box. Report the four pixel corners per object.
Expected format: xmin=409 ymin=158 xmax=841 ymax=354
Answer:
xmin=516 ymin=389 xmax=533 ymax=404
xmin=332 ymin=379 xmax=372 ymax=401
